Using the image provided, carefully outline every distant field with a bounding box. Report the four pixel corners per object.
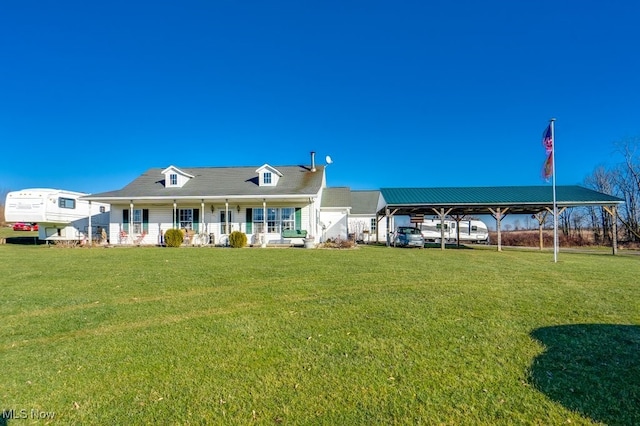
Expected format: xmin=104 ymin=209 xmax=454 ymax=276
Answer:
xmin=1 ymin=244 xmax=638 ymax=424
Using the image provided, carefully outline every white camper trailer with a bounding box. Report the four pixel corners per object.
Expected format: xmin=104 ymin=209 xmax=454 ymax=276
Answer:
xmin=419 ymin=218 xmax=489 ymax=244
xmin=5 ymin=188 xmax=110 ymax=243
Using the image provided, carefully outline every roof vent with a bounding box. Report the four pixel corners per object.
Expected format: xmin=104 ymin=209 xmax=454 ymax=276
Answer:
xmin=310 ymin=151 xmax=316 ymax=172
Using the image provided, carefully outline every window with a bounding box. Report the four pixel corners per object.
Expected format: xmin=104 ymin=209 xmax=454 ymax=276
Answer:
xmin=252 ymin=208 xmax=265 ymax=234
xmin=281 ymin=208 xmax=295 ymax=231
xmin=267 ymin=208 xmax=278 ymax=233
xmin=132 ymin=209 xmax=143 ymax=234
xmin=169 ymin=174 xmax=178 ymax=186
xmin=370 ymin=218 xmax=377 ymax=233
xmin=220 ymin=210 xmax=232 ymax=234
xmin=471 ymin=225 xmax=478 ymax=232
xmin=263 ymin=172 xmax=272 ymax=184
xmin=179 ymin=209 xmax=193 ymax=230
xmin=99 ymin=206 xmax=106 ymax=213
xmin=59 ymin=197 xmax=76 ymax=209
xmin=252 ymin=207 xmax=297 ymax=233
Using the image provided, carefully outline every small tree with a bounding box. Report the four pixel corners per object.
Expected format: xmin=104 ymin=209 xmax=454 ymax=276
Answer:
xmin=164 ymin=229 xmax=183 ymax=247
xmin=229 ymin=231 xmax=247 ymax=248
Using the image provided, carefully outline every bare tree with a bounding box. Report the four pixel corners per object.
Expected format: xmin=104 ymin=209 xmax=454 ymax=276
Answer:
xmin=584 ymin=166 xmax=616 ymax=244
xmin=614 ymin=140 xmax=640 ymax=241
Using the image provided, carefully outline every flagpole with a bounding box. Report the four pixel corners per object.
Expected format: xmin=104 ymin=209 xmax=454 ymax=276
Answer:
xmin=550 ymin=118 xmax=558 ymax=263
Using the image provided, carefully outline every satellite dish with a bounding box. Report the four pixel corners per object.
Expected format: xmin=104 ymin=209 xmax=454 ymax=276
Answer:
xmin=325 ymin=155 xmax=333 ymax=165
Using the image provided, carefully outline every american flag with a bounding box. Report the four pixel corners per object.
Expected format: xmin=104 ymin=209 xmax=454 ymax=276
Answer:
xmin=542 ymin=124 xmax=553 ymax=155
xmin=541 ymin=123 xmax=553 ymax=180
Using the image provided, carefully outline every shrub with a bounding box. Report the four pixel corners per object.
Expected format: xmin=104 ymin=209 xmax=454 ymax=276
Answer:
xmin=319 ymin=237 xmax=357 ymax=249
xmin=229 ymin=231 xmax=247 ymax=248
xmin=164 ymin=229 xmax=183 ymax=247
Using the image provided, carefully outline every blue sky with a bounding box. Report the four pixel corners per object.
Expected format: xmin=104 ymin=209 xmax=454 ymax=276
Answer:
xmin=2 ymin=0 xmax=639 ymax=195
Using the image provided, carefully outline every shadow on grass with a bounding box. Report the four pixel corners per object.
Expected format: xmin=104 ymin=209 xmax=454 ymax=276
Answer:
xmin=4 ymin=236 xmax=43 ymax=245
xmin=529 ymin=324 xmax=640 ymax=425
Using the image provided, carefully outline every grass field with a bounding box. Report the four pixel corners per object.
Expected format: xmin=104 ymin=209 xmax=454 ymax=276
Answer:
xmin=1 ymin=242 xmax=638 ymax=425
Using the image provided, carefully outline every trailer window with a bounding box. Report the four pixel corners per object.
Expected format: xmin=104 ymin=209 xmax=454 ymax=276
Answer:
xmin=471 ymin=225 xmax=478 ymax=232
xmin=59 ymin=197 xmax=76 ymax=209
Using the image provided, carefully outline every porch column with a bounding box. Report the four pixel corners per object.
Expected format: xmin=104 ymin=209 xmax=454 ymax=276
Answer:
xmin=173 ymin=201 xmax=177 ymax=229
xmin=88 ymin=201 xmax=92 ymax=246
xmin=262 ymin=199 xmax=267 ymax=248
xmin=201 ymin=200 xmax=205 ymax=234
xmin=225 ymin=199 xmax=229 ymax=234
xmin=130 ymin=202 xmax=134 ymax=234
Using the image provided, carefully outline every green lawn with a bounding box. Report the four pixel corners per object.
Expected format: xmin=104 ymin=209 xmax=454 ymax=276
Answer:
xmin=1 ymin=244 xmax=638 ymax=425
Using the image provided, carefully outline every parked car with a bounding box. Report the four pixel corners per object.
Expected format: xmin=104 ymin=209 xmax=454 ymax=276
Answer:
xmin=394 ymin=226 xmax=425 ymax=248
xmin=12 ymin=222 xmax=38 ymax=231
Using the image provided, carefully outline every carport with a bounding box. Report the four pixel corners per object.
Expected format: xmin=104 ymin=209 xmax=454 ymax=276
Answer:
xmin=378 ymin=185 xmax=625 ymax=255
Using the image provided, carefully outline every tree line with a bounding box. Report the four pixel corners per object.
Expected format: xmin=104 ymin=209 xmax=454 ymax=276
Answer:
xmin=562 ymin=138 xmax=640 ymax=245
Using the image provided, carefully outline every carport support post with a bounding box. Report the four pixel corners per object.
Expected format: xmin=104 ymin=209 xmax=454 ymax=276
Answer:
xmin=431 ymin=207 xmax=452 ymax=250
xmin=488 ymin=207 xmax=509 ymax=252
xmin=534 ymin=211 xmax=548 ymax=250
xmin=452 ymin=214 xmax=462 ymax=247
xmin=603 ymin=205 xmax=618 ymax=255
xmin=385 ymin=208 xmax=391 ymax=247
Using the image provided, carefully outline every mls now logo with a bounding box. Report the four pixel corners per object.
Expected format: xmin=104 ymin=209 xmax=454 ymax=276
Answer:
xmin=2 ymin=409 xmax=56 ymax=420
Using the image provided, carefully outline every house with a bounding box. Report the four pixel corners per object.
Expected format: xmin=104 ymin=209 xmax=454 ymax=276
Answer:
xmin=317 ymin=188 xmax=393 ymax=243
xmin=347 ymin=190 xmax=390 ymax=243
xmin=84 ymin=160 xmax=327 ymax=246
xmin=319 ymin=187 xmax=351 ymax=241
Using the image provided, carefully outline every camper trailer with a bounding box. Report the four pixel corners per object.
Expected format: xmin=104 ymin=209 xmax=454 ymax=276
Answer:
xmin=419 ymin=218 xmax=489 ymax=244
xmin=5 ymin=188 xmax=110 ymax=243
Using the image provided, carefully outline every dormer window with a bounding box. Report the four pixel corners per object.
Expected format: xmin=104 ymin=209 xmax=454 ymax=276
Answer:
xmin=161 ymin=166 xmax=194 ymax=189
xmin=255 ymin=164 xmax=282 ymax=187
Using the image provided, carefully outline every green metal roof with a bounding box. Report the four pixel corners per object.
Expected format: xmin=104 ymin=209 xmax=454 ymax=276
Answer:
xmin=380 ymin=185 xmax=623 ymax=215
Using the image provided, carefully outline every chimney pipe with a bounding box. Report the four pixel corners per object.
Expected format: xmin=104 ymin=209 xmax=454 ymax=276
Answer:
xmin=310 ymin=151 xmax=316 ymax=172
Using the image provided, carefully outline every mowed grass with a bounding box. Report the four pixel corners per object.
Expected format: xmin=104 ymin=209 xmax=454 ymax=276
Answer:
xmin=1 ymin=245 xmax=638 ymax=425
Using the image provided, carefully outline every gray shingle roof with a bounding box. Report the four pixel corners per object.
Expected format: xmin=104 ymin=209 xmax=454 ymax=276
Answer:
xmin=87 ymin=165 xmax=325 ymax=200
xmin=320 ymin=187 xmax=351 ymax=208
xmin=350 ymin=190 xmax=381 ymax=215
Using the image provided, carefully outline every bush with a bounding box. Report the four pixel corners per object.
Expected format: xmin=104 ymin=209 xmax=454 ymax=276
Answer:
xmin=229 ymin=231 xmax=247 ymax=248
xmin=319 ymin=237 xmax=357 ymax=249
xmin=164 ymin=229 xmax=183 ymax=247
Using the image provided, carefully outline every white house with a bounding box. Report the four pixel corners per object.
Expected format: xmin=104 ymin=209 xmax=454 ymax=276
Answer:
xmin=84 ymin=161 xmax=327 ymax=246
xmin=347 ymin=190 xmax=390 ymax=243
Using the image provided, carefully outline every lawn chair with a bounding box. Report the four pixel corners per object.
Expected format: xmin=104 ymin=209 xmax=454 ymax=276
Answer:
xmin=134 ymin=231 xmax=147 ymax=246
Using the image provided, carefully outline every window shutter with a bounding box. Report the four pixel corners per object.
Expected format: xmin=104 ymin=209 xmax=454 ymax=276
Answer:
xmin=295 ymin=207 xmax=302 ymax=230
xmin=142 ymin=209 xmax=149 ymax=233
xmin=193 ymin=209 xmax=199 ymax=232
xmin=245 ymin=208 xmax=252 ymax=233
xmin=123 ymin=209 xmax=130 ymax=233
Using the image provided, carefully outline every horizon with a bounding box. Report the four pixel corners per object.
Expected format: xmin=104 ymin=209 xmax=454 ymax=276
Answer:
xmin=2 ymin=1 xmax=638 ymax=198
